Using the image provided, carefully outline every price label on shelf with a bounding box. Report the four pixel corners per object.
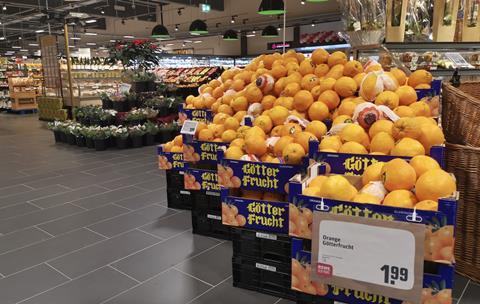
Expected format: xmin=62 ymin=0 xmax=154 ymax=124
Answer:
xmin=180 ymin=120 xmax=198 ymax=136
xmin=310 ymin=213 xmax=424 ymax=303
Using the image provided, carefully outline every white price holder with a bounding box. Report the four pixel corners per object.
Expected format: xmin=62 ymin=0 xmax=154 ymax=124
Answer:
xmin=310 ymin=212 xmax=424 ymax=303
xmin=444 ymin=53 xmax=474 ymax=69
xmin=181 ymin=120 xmax=198 ymax=136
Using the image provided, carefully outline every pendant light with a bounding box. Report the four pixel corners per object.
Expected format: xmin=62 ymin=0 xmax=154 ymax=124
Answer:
xmin=151 ymin=24 xmax=170 ymax=39
xmin=223 ymin=29 xmax=238 ymax=40
xmin=262 ymin=25 xmax=279 ymax=37
xmin=258 ymin=0 xmax=285 ymax=15
xmin=189 ymin=19 xmax=208 ymax=35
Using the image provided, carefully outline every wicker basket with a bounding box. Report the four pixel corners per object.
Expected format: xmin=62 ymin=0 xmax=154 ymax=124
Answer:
xmin=445 ymin=142 xmax=480 ymax=282
xmin=442 ymin=82 xmax=480 ymax=147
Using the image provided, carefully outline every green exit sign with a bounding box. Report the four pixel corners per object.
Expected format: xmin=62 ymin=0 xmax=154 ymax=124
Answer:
xmin=200 ymin=3 xmax=211 ymax=13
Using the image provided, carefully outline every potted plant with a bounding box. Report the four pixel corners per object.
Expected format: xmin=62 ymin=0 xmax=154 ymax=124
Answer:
xmin=128 ymin=125 xmax=146 ymax=148
xmin=144 ymin=121 xmax=159 ymax=145
xmin=111 ymin=96 xmax=128 ymax=112
xmin=99 ymin=109 xmax=117 ymax=127
xmin=47 ymin=121 xmax=62 ymax=143
xmin=143 ymin=107 xmax=159 ymax=122
xmin=158 ymin=122 xmax=179 ymax=143
xmin=92 ymin=127 xmax=111 ymax=151
xmin=100 ymin=92 xmax=113 ymax=109
xmin=124 ymin=109 xmax=147 ymax=126
xmin=168 ymin=96 xmax=183 ymax=116
xmin=73 ymin=125 xmax=86 ymax=147
xmin=132 ymin=71 xmax=156 ymax=93
xmin=111 ymin=126 xmax=129 ymax=149
xmin=124 ymin=92 xmax=137 ymax=110
xmin=66 ymin=123 xmax=78 ymax=145
xmin=82 ymin=127 xmax=95 ymax=149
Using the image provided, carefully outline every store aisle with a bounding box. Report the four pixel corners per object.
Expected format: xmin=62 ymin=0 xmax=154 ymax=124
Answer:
xmin=0 ymin=114 xmax=478 ymax=304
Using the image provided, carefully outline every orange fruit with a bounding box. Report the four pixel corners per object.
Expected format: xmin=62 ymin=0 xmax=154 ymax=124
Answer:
xmin=282 ymin=143 xmax=306 ymax=164
xmin=317 ymin=77 xmax=336 ymax=94
xmin=268 ymin=105 xmax=290 ymax=126
xmin=381 ymin=158 xmax=417 ymax=191
xmin=311 ymin=48 xmax=329 ymax=65
xmin=370 ymin=132 xmax=395 ymax=155
xmin=170 ymin=146 xmax=183 ymax=153
xmin=319 ymin=136 xmax=342 ymax=152
xmin=224 ymin=117 xmax=240 ymax=131
xmin=353 ymin=193 xmax=382 ymax=204
xmin=418 ymin=124 xmax=445 ymax=154
xmin=339 ymin=141 xmax=368 ymax=154
xmin=301 ymin=74 xmax=320 ymax=91
xmin=395 ymin=86 xmax=418 ymax=106
xmin=334 ymin=76 xmax=358 ymax=97
xmin=195 ymin=122 xmax=207 ymax=137
xmin=408 ymin=69 xmax=433 ymax=88
xmin=225 ymin=146 xmax=244 ymax=160
xmin=253 ymin=115 xmax=273 ymax=134
xmin=261 ymin=95 xmax=276 ymax=110
xmin=294 ymin=131 xmax=318 ymax=153
xmin=391 ymin=138 xmax=425 ymax=157
xmin=245 ymin=126 xmax=266 ymax=140
xmin=340 ymin=124 xmax=368 ymax=144
xmin=231 ymin=96 xmax=248 ymax=112
xmin=320 ymin=175 xmax=357 ymax=201
xmin=410 ymin=155 xmax=440 ymax=177
xmin=364 ymin=64 xmax=382 ymax=73
xmin=212 ymin=86 xmax=224 ymax=99
xmin=383 ymin=190 xmax=417 ymax=208
xmin=393 ymin=105 xmax=415 ymax=117
xmin=185 ymin=95 xmax=195 ymax=105
xmin=208 ymin=123 xmax=225 ymax=138
xmin=415 ymin=169 xmax=456 ymax=201
xmin=245 ymin=135 xmax=267 ymax=156
xmin=415 ymin=200 xmax=438 ymax=211
xmin=413 ymin=116 xmax=437 ymax=128
xmin=231 ymin=79 xmax=245 ymax=91
xmin=275 ymin=96 xmax=294 ymax=110
xmin=410 ymin=101 xmax=431 ymax=117
xmin=314 ymin=64 xmax=330 ymax=77
xmin=309 ymin=175 xmax=328 ymax=190
xmin=359 ymin=72 xmax=383 ymax=101
xmin=308 ymin=101 xmax=329 ymax=121
xmin=293 ymin=90 xmax=314 ymax=112
xmin=318 ymin=89 xmax=340 ymax=111
xmin=233 ymin=111 xmax=247 ymax=123
xmin=236 ymin=126 xmax=251 ymax=139
xmin=221 ymin=130 xmax=237 ymax=142
xmin=369 ymin=120 xmax=394 ymax=138
xmin=198 ymin=129 xmax=214 ymax=141
xmin=211 ymin=101 xmax=220 ymax=113
xmin=332 ymin=115 xmax=353 ymax=125
xmin=415 ymin=84 xmax=431 ymax=89
xmin=281 ymin=123 xmax=302 ymax=137
xmin=303 ymin=186 xmax=322 ymax=197
xmin=193 ymin=97 xmax=206 ymax=109
xmin=327 ymin=51 xmax=347 ymax=67
xmin=231 ymin=138 xmax=246 ymax=149
xmin=274 ymin=136 xmax=295 ymax=157
xmin=263 ymin=54 xmax=276 ymax=69
xmin=343 ymin=60 xmax=364 ymax=77
xmin=392 ymin=117 xmax=421 ymax=140
xmin=218 ymin=104 xmax=234 ymax=116
xmin=245 ymin=85 xmax=263 ymax=104
xmin=353 ymin=72 xmax=366 ymax=87
xmin=305 ymin=120 xmax=327 ymax=139
xmin=270 ymin=65 xmax=288 ymax=79
xmin=390 ymin=68 xmax=407 ymax=85
xmin=362 ymin=161 xmax=385 ymax=185
xmin=282 ymin=82 xmax=301 ymax=97
xmin=270 ymin=125 xmax=283 ymax=137
xmin=375 ymin=91 xmax=399 ymax=110
xmin=299 ymin=59 xmax=315 ymax=76
xmin=326 ymin=64 xmax=345 ymax=79
xmin=337 ymin=100 xmax=356 ymax=117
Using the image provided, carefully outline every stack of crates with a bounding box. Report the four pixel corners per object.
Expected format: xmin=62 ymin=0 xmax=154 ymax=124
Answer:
xmin=166 ymin=170 xmax=192 ymax=210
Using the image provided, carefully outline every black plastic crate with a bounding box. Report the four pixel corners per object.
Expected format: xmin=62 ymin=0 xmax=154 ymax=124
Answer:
xmin=192 ymin=190 xmax=221 ymax=212
xmin=166 ymin=170 xmax=184 ymax=189
xmin=232 ymin=255 xmax=295 ymax=300
xmin=191 ymin=209 xmax=231 ymax=240
xmin=231 ymin=228 xmax=292 ymax=264
xmin=295 ymin=291 xmax=334 ymax=304
xmin=167 ymin=188 xmax=192 ymax=210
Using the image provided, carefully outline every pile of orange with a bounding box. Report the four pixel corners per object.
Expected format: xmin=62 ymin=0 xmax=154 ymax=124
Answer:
xmin=161 ymin=135 xmax=183 ymax=153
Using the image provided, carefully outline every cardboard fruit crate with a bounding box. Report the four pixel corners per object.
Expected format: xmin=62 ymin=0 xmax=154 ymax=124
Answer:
xmin=231 ymin=227 xmax=292 ymax=264
xmin=178 ymin=104 xmax=213 ymax=124
xmin=158 ymin=145 xmax=185 ymax=171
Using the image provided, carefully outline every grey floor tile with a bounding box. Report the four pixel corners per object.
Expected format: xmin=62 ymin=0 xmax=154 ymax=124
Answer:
xmin=0 ymin=172 xmax=62 ymax=189
xmin=105 ymin=268 xmax=210 ymax=304
xmin=72 ymin=186 xmax=147 ymax=210
xmin=49 ymin=229 xmax=160 ymax=278
xmin=20 ymin=266 xmax=137 ymax=304
xmin=0 ymin=228 xmax=104 ymax=276
xmin=176 ymin=242 xmax=232 ymax=285
xmin=135 ymin=178 xmax=166 ymax=191
xmin=0 ymin=184 xmax=33 ymax=198
xmin=88 ymin=204 xmax=176 ymax=237
xmin=0 ymin=227 xmax=51 ymax=254
xmin=26 ymin=171 xmax=128 ymax=190
xmin=114 ymin=188 xmax=168 ymax=210
xmin=273 ymin=299 xmax=295 ymax=303
xmin=116 ymin=163 xmax=158 ymax=176
xmin=30 ymin=185 xmax=108 ymax=209
xmin=112 ymin=231 xmax=220 ymax=282
xmin=453 ymin=273 xmax=470 ymax=299
xmin=0 ymin=264 xmax=68 ymax=304
xmin=0 ymin=184 xmax=69 ymax=208
xmin=0 ymin=203 xmax=84 ymax=234
xmin=0 ymin=202 xmax=40 ymax=220
xmin=85 ymin=160 xmax=144 ymax=175
xmin=189 ymin=277 xmax=279 ymax=304
xmin=100 ymin=172 xmax=159 ymax=190
xmin=38 ymin=204 xmax=130 ymax=236
xmin=460 ymin=281 xmax=480 ymax=304
xmin=139 ymin=211 xmax=191 ymax=239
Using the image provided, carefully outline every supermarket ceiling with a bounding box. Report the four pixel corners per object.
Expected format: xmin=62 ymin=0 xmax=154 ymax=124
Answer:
xmin=0 ymin=0 xmax=340 ymax=53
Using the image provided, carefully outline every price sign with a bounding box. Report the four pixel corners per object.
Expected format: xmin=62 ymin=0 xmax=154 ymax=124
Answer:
xmin=310 ymin=212 xmax=424 ymax=303
xmin=180 ymin=120 xmax=198 ymax=135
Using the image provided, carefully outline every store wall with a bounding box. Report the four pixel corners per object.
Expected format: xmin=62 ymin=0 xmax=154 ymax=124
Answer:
xmin=246 ymin=27 xmax=294 ymax=55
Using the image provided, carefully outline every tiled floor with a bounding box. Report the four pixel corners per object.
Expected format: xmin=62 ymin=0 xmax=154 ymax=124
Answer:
xmin=0 ymin=114 xmax=478 ymax=304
